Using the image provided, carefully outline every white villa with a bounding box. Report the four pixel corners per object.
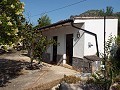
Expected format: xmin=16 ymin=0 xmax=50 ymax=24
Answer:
xmin=38 ymin=16 xmax=118 ymax=73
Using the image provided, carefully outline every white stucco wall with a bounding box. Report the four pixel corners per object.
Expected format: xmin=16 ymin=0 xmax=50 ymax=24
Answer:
xmin=42 ymin=18 xmax=118 ymax=62
xmin=74 ymin=18 xmax=118 ymax=56
xmin=73 ymin=25 xmax=85 ymax=58
xmin=43 ymin=24 xmax=84 ymax=61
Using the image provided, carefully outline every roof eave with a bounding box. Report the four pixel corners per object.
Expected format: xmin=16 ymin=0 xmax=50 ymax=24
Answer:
xmin=74 ymin=16 xmax=118 ymax=19
xmin=37 ymin=19 xmax=74 ymax=31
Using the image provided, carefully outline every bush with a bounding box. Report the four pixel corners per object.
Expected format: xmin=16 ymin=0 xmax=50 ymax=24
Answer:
xmin=86 ymin=78 xmax=94 ymax=84
xmin=113 ymin=75 xmax=120 ymax=83
xmin=62 ymin=75 xmax=81 ymax=84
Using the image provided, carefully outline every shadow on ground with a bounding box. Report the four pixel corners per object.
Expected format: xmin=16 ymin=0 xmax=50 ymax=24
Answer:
xmin=0 ymin=59 xmax=30 ymax=87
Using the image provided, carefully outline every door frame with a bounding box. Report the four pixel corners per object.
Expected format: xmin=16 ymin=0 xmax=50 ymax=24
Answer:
xmin=66 ymin=34 xmax=73 ymax=65
xmin=52 ymin=36 xmax=57 ymax=63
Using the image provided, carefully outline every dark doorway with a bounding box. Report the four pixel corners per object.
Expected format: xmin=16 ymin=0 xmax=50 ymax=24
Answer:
xmin=53 ymin=36 xmax=57 ymax=63
xmin=66 ymin=34 xmax=73 ymax=65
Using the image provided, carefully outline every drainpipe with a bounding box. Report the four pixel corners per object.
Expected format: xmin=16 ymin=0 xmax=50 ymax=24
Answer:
xmin=71 ymin=22 xmax=99 ymax=57
xmin=37 ymin=18 xmax=99 ymax=57
xmin=104 ymin=16 xmax=106 ymax=61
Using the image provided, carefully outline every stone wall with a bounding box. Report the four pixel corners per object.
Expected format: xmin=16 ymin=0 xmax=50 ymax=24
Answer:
xmin=42 ymin=53 xmax=50 ymax=63
xmin=72 ymin=57 xmax=92 ymax=73
xmin=72 ymin=57 xmax=83 ymax=71
xmin=42 ymin=53 xmax=92 ymax=73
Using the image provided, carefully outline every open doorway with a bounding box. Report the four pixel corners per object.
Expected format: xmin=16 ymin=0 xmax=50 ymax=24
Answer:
xmin=52 ymin=36 xmax=57 ymax=63
xmin=66 ymin=34 xmax=73 ymax=65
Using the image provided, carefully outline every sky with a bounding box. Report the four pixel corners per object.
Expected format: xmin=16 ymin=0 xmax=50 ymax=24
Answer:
xmin=20 ymin=0 xmax=120 ymax=25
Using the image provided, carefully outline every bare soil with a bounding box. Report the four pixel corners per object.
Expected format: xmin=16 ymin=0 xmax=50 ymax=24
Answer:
xmin=0 ymin=50 xmax=78 ymax=90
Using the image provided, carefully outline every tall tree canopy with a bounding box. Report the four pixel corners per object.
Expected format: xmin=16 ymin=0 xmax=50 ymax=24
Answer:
xmin=0 ymin=0 xmax=25 ymax=45
xmin=38 ymin=14 xmax=51 ymax=27
xmin=105 ymin=6 xmax=113 ymax=16
xmin=34 ymin=14 xmax=51 ymax=29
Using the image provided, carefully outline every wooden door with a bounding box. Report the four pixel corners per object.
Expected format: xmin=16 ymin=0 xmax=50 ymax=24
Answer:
xmin=66 ymin=34 xmax=73 ymax=65
xmin=53 ymin=36 xmax=57 ymax=63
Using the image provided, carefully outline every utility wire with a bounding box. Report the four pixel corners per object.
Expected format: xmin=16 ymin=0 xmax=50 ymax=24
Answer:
xmin=30 ymin=0 xmax=87 ymax=17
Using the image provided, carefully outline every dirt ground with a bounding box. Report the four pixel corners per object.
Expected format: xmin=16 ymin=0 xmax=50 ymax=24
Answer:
xmin=0 ymin=50 xmax=78 ymax=90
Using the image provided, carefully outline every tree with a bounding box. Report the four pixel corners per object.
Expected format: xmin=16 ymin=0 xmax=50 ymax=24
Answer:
xmin=99 ymin=6 xmax=113 ymax=16
xmin=21 ymin=21 xmax=54 ymax=68
xmin=34 ymin=14 xmax=51 ymax=29
xmin=79 ymin=6 xmax=114 ymax=17
xmin=21 ymin=22 xmax=34 ymax=67
xmin=0 ymin=0 xmax=25 ymax=46
xmin=90 ymin=35 xmax=120 ymax=90
xmin=110 ymin=36 xmax=120 ymax=76
xmin=20 ymin=14 xmax=53 ymax=68
xmin=99 ymin=35 xmax=120 ymax=89
xmin=105 ymin=6 xmax=113 ymax=16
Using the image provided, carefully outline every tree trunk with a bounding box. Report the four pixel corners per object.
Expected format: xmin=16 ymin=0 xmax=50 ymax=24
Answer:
xmin=30 ymin=44 xmax=34 ymax=69
xmin=30 ymin=58 xmax=33 ymax=69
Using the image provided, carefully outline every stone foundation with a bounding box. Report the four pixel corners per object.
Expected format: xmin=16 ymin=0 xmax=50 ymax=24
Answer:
xmin=72 ymin=57 xmax=92 ymax=73
xmin=42 ymin=53 xmax=50 ymax=63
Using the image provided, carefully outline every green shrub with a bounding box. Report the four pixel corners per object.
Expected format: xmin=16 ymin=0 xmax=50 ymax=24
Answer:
xmin=62 ymin=75 xmax=81 ymax=84
xmin=113 ymin=75 xmax=120 ymax=83
xmin=86 ymin=78 xmax=94 ymax=84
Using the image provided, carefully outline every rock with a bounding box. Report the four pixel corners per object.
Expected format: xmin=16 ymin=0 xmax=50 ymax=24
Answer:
xmin=110 ymin=83 xmax=120 ymax=90
xmin=59 ymin=82 xmax=71 ymax=90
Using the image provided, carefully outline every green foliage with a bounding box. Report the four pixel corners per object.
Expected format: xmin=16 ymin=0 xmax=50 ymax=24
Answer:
xmin=105 ymin=6 xmax=113 ymax=16
xmin=98 ymin=6 xmax=114 ymax=16
xmin=92 ymin=72 xmax=105 ymax=83
xmin=105 ymin=35 xmax=114 ymax=57
xmin=34 ymin=34 xmax=55 ymax=63
xmin=86 ymin=71 xmax=111 ymax=89
xmin=98 ymin=35 xmax=120 ymax=89
xmin=79 ymin=6 xmax=115 ymax=17
xmin=21 ymin=22 xmax=54 ymax=66
xmin=108 ymin=36 xmax=120 ymax=77
xmin=38 ymin=14 xmax=51 ymax=27
xmin=0 ymin=0 xmax=25 ymax=45
xmin=98 ymin=9 xmax=105 ymax=16
xmin=85 ymin=78 xmax=94 ymax=84
xmin=62 ymin=75 xmax=81 ymax=84
xmin=89 ymin=35 xmax=120 ymax=89
xmin=34 ymin=14 xmax=51 ymax=29
xmin=113 ymin=75 xmax=120 ymax=83
xmin=79 ymin=10 xmax=103 ymax=17
xmin=115 ymin=35 xmax=120 ymax=47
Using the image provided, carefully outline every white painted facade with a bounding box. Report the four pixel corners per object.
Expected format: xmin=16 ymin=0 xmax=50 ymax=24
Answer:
xmin=43 ymin=24 xmax=85 ymax=61
xmin=74 ymin=18 xmax=118 ymax=56
xmin=43 ymin=17 xmax=118 ymax=62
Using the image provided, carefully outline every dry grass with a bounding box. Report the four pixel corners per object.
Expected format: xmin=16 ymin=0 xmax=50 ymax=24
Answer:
xmin=62 ymin=64 xmax=73 ymax=70
xmin=17 ymin=68 xmax=29 ymax=75
xmin=26 ymin=79 xmax=62 ymax=90
xmin=26 ymin=75 xmax=81 ymax=90
xmin=62 ymin=75 xmax=81 ymax=84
